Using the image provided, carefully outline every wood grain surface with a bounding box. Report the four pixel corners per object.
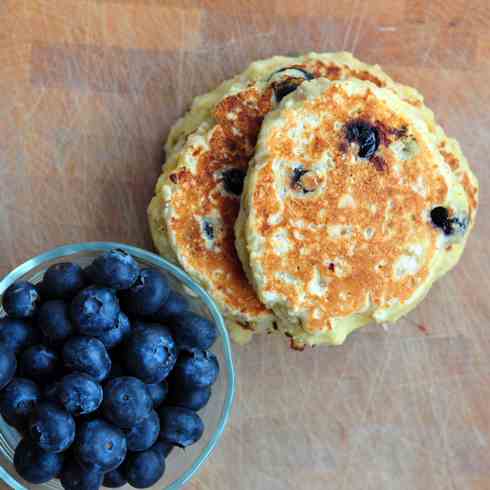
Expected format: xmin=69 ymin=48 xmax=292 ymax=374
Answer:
xmin=1 ymin=1 xmax=489 ymax=489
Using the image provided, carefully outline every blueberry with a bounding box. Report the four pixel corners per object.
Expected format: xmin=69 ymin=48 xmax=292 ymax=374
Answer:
xmin=86 ymin=249 xmax=140 ymax=290
xmin=171 ymin=348 xmax=219 ymax=389
xmin=151 ymin=290 xmax=189 ymax=323
xmin=222 ymin=168 xmax=246 ymax=195
xmin=291 ymin=166 xmax=317 ymax=193
xmin=0 ymin=378 xmax=40 ymax=429
xmin=2 ymin=281 xmax=40 ymax=319
xmin=37 ymin=300 xmax=74 ymax=345
xmin=71 ymin=286 xmax=120 ymax=335
xmin=123 ymin=445 xmax=166 ymax=489
xmin=125 ymin=409 xmax=160 ymax=452
xmin=102 ymin=376 xmax=153 ymax=428
xmin=158 ymin=406 xmax=204 ymax=448
xmin=75 ymin=419 xmax=127 ymax=472
xmin=41 ymin=262 xmax=85 ymax=300
xmin=0 ymin=317 xmax=40 ymax=354
xmin=124 ymin=325 xmax=177 ymax=384
xmin=103 ymin=467 xmax=127 ymax=488
xmin=56 ymin=373 xmax=103 ymax=416
xmin=430 ymin=206 xmax=467 ymax=235
xmin=120 ymin=268 xmax=170 ymax=316
xmin=59 ymin=460 xmax=103 ymax=490
xmin=28 ymin=401 xmax=76 ymax=453
xmin=63 ymin=336 xmax=111 ymax=382
xmin=168 ymin=312 xmax=217 ymax=350
xmin=169 ymin=385 xmax=211 ymax=411
xmin=152 ymin=440 xmax=174 ymax=458
xmin=345 ymin=120 xmax=380 ymax=160
xmin=146 ymin=381 xmax=168 ymax=408
xmin=20 ymin=345 xmax=59 ymax=382
xmin=0 ymin=345 xmax=16 ymax=390
xmin=269 ymin=67 xmax=314 ymax=104
xmin=268 ymin=66 xmax=314 ymax=82
xmin=94 ymin=311 xmax=131 ymax=350
xmin=202 ymin=220 xmax=214 ymax=240
xmin=14 ymin=438 xmax=64 ymax=484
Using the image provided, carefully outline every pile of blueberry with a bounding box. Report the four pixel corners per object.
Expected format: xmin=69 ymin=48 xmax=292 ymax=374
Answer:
xmin=0 ymin=249 xmax=219 ymax=489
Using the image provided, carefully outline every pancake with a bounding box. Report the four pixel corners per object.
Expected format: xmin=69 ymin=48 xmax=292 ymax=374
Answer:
xmin=238 ymin=78 xmax=478 ymax=348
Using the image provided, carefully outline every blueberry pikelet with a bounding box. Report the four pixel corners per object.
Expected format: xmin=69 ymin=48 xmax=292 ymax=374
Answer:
xmin=148 ymin=52 xmax=478 ymax=344
xmin=237 ymin=78 xmax=478 ymax=349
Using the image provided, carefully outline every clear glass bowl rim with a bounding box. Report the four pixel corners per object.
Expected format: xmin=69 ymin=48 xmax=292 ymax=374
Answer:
xmin=0 ymin=242 xmax=236 ymax=490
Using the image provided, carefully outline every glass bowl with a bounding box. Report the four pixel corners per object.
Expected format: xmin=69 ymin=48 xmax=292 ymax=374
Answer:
xmin=0 ymin=242 xmax=235 ymax=490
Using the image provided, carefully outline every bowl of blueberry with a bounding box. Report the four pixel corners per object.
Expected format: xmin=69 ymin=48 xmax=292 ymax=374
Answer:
xmin=0 ymin=242 xmax=235 ymax=490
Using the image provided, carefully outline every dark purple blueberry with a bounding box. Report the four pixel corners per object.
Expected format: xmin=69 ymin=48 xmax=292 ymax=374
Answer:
xmin=203 ymin=220 xmax=214 ymax=240
xmin=345 ymin=120 xmax=380 ymax=159
xmin=37 ymin=300 xmax=74 ymax=345
xmin=169 ymin=385 xmax=211 ymax=412
xmin=171 ymin=348 xmax=219 ymax=389
xmin=146 ymin=381 xmax=168 ymax=408
xmin=269 ymin=67 xmax=314 ymax=104
xmin=430 ymin=206 xmax=468 ymax=236
xmin=63 ymin=336 xmax=111 ymax=382
xmin=168 ymin=312 xmax=217 ymax=350
xmin=120 ymin=268 xmax=170 ymax=316
xmin=75 ymin=419 xmax=127 ymax=472
xmin=268 ymin=66 xmax=314 ymax=82
xmin=86 ymin=249 xmax=140 ymax=290
xmin=56 ymin=373 xmax=103 ymax=416
xmin=20 ymin=345 xmax=59 ymax=382
xmin=123 ymin=444 xmax=166 ymax=489
xmin=151 ymin=290 xmax=189 ymax=323
xmin=0 ymin=378 xmax=40 ymax=430
xmin=59 ymin=459 xmax=103 ymax=490
xmin=41 ymin=262 xmax=85 ymax=300
xmin=0 ymin=345 xmax=16 ymax=390
xmin=94 ymin=311 xmax=131 ymax=350
xmin=125 ymin=409 xmax=160 ymax=452
xmin=124 ymin=325 xmax=177 ymax=384
xmin=103 ymin=467 xmax=127 ymax=488
xmin=70 ymin=286 xmax=120 ymax=335
xmin=102 ymin=376 xmax=153 ymax=428
xmin=28 ymin=401 xmax=76 ymax=453
xmin=0 ymin=317 xmax=40 ymax=354
xmin=2 ymin=281 xmax=40 ymax=319
xmin=222 ymin=168 xmax=246 ymax=195
xmin=14 ymin=438 xmax=64 ymax=484
xmin=291 ymin=166 xmax=316 ymax=193
xmin=158 ymin=406 xmax=204 ymax=448
xmin=152 ymin=440 xmax=174 ymax=458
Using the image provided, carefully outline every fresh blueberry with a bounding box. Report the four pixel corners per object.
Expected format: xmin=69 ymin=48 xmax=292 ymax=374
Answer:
xmin=2 ymin=281 xmax=40 ymax=319
xmin=87 ymin=249 xmax=140 ymax=290
xmin=123 ymin=444 xmax=166 ymax=489
xmin=152 ymin=440 xmax=174 ymax=458
xmin=345 ymin=120 xmax=380 ymax=160
xmin=151 ymin=290 xmax=189 ymax=323
xmin=14 ymin=437 xmax=64 ymax=484
xmin=103 ymin=467 xmax=127 ymax=488
xmin=222 ymin=168 xmax=246 ymax=196
xmin=146 ymin=381 xmax=168 ymax=408
xmin=0 ymin=317 xmax=40 ymax=354
xmin=41 ymin=262 xmax=85 ymax=300
xmin=120 ymin=269 xmax=170 ymax=316
xmin=59 ymin=460 xmax=103 ymax=490
xmin=94 ymin=311 xmax=131 ymax=350
xmin=102 ymin=376 xmax=153 ymax=428
xmin=124 ymin=325 xmax=177 ymax=384
xmin=0 ymin=345 xmax=16 ymax=390
xmin=56 ymin=373 xmax=103 ymax=416
xmin=75 ymin=419 xmax=127 ymax=472
xmin=171 ymin=348 xmax=219 ymax=389
xmin=37 ymin=300 xmax=74 ymax=345
xmin=20 ymin=345 xmax=59 ymax=382
xmin=169 ymin=385 xmax=211 ymax=411
xmin=28 ymin=401 xmax=76 ymax=453
xmin=0 ymin=378 xmax=40 ymax=429
xmin=63 ymin=336 xmax=111 ymax=382
xmin=125 ymin=409 xmax=160 ymax=452
xmin=158 ymin=406 xmax=204 ymax=448
xmin=70 ymin=286 xmax=120 ymax=335
xmin=168 ymin=312 xmax=217 ymax=350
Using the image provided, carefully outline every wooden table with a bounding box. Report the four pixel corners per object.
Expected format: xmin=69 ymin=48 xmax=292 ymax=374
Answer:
xmin=2 ymin=1 xmax=489 ymax=488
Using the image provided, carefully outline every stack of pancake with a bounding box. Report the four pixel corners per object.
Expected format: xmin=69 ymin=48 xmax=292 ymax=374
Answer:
xmin=148 ymin=52 xmax=479 ymax=349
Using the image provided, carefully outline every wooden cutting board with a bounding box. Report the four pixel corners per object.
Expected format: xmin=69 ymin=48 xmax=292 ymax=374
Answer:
xmin=1 ymin=1 xmax=489 ymax=488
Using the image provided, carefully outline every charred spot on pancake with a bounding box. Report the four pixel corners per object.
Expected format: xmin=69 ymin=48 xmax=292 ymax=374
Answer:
xmin=169 ymin=173 xmax=178 ymax=184
xmin=291 ymin=166 xmax=318 ymax=194
xmin=269 ymin=66 xmax=314 ymax=103
xmin=345 ymin=120 xmax=380 ymax=160
xmin=430 ymin=206 xmax=468 ymax=236
xmin=371 ymin=155 xmax=387 ymax=172
xmin=202 ymin=220 xmax=214 ymax=240
xmin=222 ymin=168 xmax=246 ymax=196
